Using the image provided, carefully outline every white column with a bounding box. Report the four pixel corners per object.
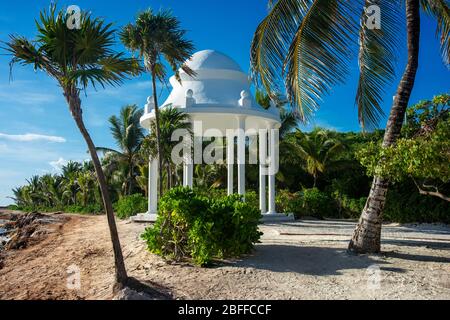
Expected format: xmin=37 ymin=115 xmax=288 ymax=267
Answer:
xmin=259 ymin=128 xmax=267 ymax=214
xmin=227 ymin=133 xmax=234 ymax=195
xmin=148 ymin=158 xmax=158 ymax=214
xmin=237 ymin=116 xmax=246 ymax=196
xmin=183 ymin=141 xmax=194 ymax=188
xmin=187 ymin=162 xmax=193 ymax=188
xmin=268 ymin=126 xmax=277 ymax=214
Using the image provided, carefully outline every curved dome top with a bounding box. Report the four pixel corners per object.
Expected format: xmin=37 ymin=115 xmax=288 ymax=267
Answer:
xmin=184 ymin=50 xmax=243 ymax=72
xmin=141 ymin=49 xmax=281 ymax=132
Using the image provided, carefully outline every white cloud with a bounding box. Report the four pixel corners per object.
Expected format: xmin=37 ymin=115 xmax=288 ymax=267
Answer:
xmin=49 ymin=157 xmax=69 ymax=171
xmin=0 ymin=133 xmax=66 ymax=143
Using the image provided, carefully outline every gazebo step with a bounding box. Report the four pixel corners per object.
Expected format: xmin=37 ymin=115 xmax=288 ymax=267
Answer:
xmin=131 ymin=213 xmax=158 ymax=223
xmin=260 ymin=213 xmax=295 ymax=223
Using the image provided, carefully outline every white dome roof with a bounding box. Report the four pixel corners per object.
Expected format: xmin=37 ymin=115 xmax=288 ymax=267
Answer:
xmin=141 ymin=49 xmax=281 ymax=134
xmin=184 ymin=50 xmax=243 ymax=72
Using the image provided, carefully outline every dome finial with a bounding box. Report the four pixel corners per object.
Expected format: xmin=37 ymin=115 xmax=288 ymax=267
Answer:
xmin=145 ymin=96 xmax=155 ymax=113
xmin=185 ymin=89 xmax=196 ymax=108
xmin=239 ymin=90 xmax=251 ymax=108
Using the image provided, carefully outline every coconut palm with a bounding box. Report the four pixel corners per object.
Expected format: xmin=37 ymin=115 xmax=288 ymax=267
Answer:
xmin=4 ymin=4 xmax=140 ymax=287
xmin=97 ymin=105 xmax=144 ymax=196
xmin=61 ymin=161 xmax=82 ymax=205
xmin=141 ymin=107 xmax=192 ymax=190
xmin=9 ymin=186 xmax=33 ymax=208
xmin=120 ymin=9 xmax=196 ymax=196
xmin=251 ymin=0 xmax=449 ymax=253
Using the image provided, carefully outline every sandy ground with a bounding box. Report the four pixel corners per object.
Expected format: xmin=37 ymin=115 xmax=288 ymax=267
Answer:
xmin=0 ymin=212 xmax=449 ymax=300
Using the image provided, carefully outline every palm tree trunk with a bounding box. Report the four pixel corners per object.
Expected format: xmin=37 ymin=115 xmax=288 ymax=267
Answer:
xmin=349 ymin=0 xmax=421 ymax=254
xmin=68 ymin=92 xmax=128 ymax=287
xmin=128 ymin=157 xmax=133 ymax=195
xmin=151 ymin=69 xmax=164 ymax=198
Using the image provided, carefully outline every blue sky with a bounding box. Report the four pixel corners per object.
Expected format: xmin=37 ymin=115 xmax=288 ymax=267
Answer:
xmin=0 ymin=0 xmax=449 ymax=206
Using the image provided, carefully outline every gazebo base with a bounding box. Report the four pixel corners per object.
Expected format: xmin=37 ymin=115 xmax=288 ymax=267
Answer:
xmin=260 ymin=213 xmax=295 ymax=223
xmin=131 ymin=213 xmax=158 ymax=223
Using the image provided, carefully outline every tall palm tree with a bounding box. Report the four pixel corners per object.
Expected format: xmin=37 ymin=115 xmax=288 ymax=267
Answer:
xmin=97 ymin=105 xmax=144 ymax=196
xmin=120 ymin=9 xmax=196 ymax=197
xmin=4 ymin=5 xmax=140 ymax=287
xmin=251 ymin=0 xmax=449 ymax=253
xmin=141 ymin=107 xmax=192 ymax=191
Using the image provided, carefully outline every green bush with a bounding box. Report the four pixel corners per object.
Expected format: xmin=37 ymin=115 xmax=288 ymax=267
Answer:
xmin=333 ymin=194 xmax=367 ymax=219
xmin=276 ymin=188 xmax=338 ymax=219
xmin=244 ymin=190 xmax=259 ymax=210
xmin=114 ymin=194 xmax=147 ymax=219
xmin=276 ymin=189 xmax=301 ymax=214
xmin=141 ymin=187 xmax=262 ymax=266
xmin=384 ymin=185 xmax=450 ymax=224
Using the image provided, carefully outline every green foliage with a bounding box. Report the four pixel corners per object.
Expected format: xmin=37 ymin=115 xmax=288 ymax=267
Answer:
xmin=383 ymin=184 xmax=450 ymax=224
xmin=141 ymin=187 xmax=262 ymax=266
xmin=97 ymin=105 xmax=145 ymax=197
xmin=114 ymin=194 xmax=147 ymax=219
xmin=357 ymin=94 xmax=450 ymax=200
xmin=276 ymin=188 xmax=338 ymax=219
xmin=244 ymin=190 xmax=259 ymax=211
xmin=332 ymin=192 xmax=367 ymax=219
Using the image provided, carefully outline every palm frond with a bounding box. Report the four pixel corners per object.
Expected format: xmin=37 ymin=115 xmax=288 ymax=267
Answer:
xmin=356 ymin=0 xmax=401 ymax=128
xmin=421 ymin=0 xmax=450 ymax=66
xmin=285 ymin=0 xmax=359 ymax=122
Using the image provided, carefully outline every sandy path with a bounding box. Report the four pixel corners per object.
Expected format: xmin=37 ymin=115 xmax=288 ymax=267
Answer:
xmin=0 ymin=214 xmax=449 ymax=300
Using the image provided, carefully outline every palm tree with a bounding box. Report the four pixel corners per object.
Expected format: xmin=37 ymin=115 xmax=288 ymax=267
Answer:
xmin=120 ymin=9 xmax=196 ymax=197
xmin=4 ymin=4 xmax=140 ymax=287
xmin=141 ymin=107 xmax=192 ymax=191
xmin=97 ymin=105 xmax=144 ymax=196
xmin=290 ymin=129 xmax=345 ymax=187
xmin=61 ymin=161 xmax=82 ymax=205
xmin=251 ymin=0 xmax=449 ymax=253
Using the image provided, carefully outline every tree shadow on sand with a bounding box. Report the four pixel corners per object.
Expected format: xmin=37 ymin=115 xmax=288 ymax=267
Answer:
xmin=226 ymin=245 xmax=399 ymax=276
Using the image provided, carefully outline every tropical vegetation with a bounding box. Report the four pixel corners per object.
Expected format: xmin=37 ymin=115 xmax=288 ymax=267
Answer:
xmin=251 ymin=0 xmax=450 ymax=253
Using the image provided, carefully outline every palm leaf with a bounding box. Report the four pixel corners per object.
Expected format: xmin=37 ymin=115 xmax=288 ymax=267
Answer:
xmin=356 ymin=0 xmax=401 ymax=128
xmin=421 ymin=0 xmax=450 ymax=66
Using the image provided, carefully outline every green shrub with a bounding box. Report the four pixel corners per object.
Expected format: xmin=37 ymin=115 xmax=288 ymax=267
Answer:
xmin=384 ymin=186 xmax=450 ymax=224
xmin=331 ymin=192 xmax=367 ymax=219
xmin=276 ymin=188 xmax=338 ymax=219
xmin=298 ymin=188 xmax=337 ymax=219
xmin=276 ymin=189 xmax=300 ymax=214
xmin=141 ymin=187 xmax=262 ymax=266
xmin=244 ymin=190 xmax=259 ymax=210
xmin=114 ymin=194 xmax=147 ymax=219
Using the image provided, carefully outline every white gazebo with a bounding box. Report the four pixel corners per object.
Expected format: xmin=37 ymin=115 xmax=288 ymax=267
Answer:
xmin=137 ymin=50 xmax=293 ymax=222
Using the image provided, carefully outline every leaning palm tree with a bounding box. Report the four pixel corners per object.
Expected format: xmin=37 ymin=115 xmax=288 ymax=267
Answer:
xmin=3 ymin=4 xmax=140 ymax=287
xmin=97 ymin=105 xmax=144 ymax=196
xmin=120 ymin=9 xmax=196 ymax=196
xmin=251 ymin=0 xmax=449 ymax=253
